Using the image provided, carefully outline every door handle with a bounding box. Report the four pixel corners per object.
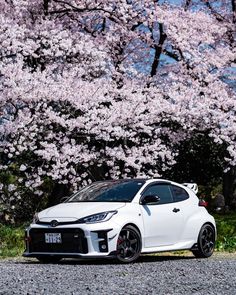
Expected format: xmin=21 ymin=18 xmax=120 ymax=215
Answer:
xmin=173 ymin=208 xmax=180 ymax=213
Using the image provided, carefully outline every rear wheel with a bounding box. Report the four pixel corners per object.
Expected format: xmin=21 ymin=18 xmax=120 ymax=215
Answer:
xmin=192 ymin=224 xmax=215 ymax=258
xmin=116 ymin=225 xmax=141 ymax=263
xmin=36 ymin=256 xmax=62 ymax=263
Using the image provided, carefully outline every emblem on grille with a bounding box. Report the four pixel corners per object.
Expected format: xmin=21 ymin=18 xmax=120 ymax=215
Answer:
xmin=50 ymin=220 xmax=59 ymax=227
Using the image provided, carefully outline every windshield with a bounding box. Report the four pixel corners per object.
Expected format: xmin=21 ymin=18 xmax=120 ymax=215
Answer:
xmin=67 ymin=180 xmax=146 ymax=202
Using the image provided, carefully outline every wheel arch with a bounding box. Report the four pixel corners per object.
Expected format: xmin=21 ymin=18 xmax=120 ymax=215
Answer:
xmin=200 ymin=222 xmax=217 ymax=240
xmin=122 ymin=223 xmax=142 ymax=237
xmin=181 ymin=209 xmax=216 ymax=244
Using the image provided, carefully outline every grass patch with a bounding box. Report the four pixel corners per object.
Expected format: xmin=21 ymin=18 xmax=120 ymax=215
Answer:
xmin=0 ymin=224 xmax=26 ymax=258
xmin=0 ymin=213 xmax=235 ymax=258
xmin=214 ymin=212 xmax=236 ymax=252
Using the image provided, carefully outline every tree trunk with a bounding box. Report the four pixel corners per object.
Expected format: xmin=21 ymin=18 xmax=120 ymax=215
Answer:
xmin=223 ymin=167 xmax=236 ymax=208
xmin=150 ymin=23 xmax=167 ymax=77
xmin=47 ymin=183 xmax=70 ymax=207
xmin=43 ymin=0 xmax=50 ymax=15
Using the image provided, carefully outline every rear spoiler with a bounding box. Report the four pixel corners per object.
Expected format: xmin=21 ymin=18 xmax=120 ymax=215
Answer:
xmin=182 ymin=183 xmax=198 ymax=194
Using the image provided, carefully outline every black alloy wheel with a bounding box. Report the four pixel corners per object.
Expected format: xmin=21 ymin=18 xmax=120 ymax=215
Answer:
xmin=36 ymin=256 xmax=62 ymax=263
xmin=116 ymin=225 xmax=141 ymax=263
xmin=192 ymin=224 xmax=215 ymax=258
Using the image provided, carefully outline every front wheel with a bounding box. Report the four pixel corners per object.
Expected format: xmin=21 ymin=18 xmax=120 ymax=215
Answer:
xmin=192 ymin=224 xmax=215 ymax=258
xmin=116 ymin=225 xmax=141 ymax=263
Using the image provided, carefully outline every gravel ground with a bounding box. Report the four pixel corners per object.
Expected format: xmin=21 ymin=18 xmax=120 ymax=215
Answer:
xmin=0 ymin=253 xmax=235 ymax=295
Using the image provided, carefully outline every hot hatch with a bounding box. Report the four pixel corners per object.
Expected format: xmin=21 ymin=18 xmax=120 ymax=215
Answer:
xmin=23 ymin=179 xmax=216 ymax=263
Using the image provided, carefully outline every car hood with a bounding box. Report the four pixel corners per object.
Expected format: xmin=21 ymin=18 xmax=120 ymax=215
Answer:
xmin=38 ymin=202 xmax=126 ymax=223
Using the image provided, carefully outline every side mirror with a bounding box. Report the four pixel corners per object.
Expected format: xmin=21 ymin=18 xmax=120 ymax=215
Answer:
xmin=141 ymin=195 xmax=160 ymax=205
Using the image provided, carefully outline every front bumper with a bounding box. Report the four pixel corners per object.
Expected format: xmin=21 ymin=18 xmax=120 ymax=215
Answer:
xmin=23 ymin=222 xmax=121 ymax=259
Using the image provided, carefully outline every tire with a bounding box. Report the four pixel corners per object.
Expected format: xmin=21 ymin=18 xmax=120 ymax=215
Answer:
xmin=36 ymin=256 xmax=62 ymax=263
xmin=116 ymin=225 xmax=142 ymax=263
xmin=192 ymin=224 xmax=215 ymax=258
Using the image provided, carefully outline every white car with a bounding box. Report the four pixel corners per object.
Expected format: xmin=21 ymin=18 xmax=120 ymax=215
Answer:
xmin=23 ymin=179 xmax=216 ymax=263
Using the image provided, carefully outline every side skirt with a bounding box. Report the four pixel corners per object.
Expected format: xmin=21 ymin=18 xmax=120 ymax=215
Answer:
xmin=141 ymin=240 xmax=196 ymax=254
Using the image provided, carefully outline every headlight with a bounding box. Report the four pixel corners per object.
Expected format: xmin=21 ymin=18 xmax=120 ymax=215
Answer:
xmin=78 ymin=210 xmax=117 ymax=224
xmin=32 ymin=212 xmax=39 ymax=224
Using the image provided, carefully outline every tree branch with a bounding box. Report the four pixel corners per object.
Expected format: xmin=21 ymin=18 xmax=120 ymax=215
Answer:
xmin=150 ymin=23 xmax=167 ymax=77
xmin=184 ymin=0 xmax=192 ymax=11
xmin=232 ymin=0 xmax=236 ymax=23
xmin=203 ymin=0 xmax=226 ymax=22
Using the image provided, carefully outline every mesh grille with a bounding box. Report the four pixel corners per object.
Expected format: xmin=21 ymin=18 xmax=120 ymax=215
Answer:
xmin=29 ymin=228 xmax=88 ymax=254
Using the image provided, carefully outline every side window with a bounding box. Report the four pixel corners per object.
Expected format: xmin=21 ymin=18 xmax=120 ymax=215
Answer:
xmin=171 ymin=185 xmax=189 ymax=202
xmin=142 ymin=184 xmax=173 ymax=204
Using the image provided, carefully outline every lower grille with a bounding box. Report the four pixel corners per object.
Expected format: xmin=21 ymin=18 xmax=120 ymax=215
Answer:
xmin=29 ymin=228 xmax=88 ymax=254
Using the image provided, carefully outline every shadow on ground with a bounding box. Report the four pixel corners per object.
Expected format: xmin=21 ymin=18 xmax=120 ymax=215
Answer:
xmin=17 ymin=254 xmax=196 ymax=266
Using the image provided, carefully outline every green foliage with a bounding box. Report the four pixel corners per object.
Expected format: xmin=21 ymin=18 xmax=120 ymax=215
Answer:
xmin=164 ymin=134 xmax=227 ymax=189
xmin=0 ymin=224 xmax=25 ymax=258
xmin=214 ymin=213 xmax=236 ymax=252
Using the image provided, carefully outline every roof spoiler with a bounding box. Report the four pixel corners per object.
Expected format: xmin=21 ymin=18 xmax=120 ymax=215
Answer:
xmin=182 ymin=183 xmax=198 ymax=194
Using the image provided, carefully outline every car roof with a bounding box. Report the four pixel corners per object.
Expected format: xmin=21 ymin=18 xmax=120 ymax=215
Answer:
xmin=93 ymin=178 xmax=168 ymax=183
xmin=92 ymin=178 xmax=194 ymax=193
xmin=107 ymin=178 xmax=196 ymax=195
xmin=92 ymin=178 xmax=176 ymax=187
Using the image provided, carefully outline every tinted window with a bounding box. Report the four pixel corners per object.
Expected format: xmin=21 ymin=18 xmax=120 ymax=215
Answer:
xmin=68 ymin=180 xmax=145 ymax=202
xmin=142 ymin=184 xmax=173 ymax=204
xmin=171 ymin=185 xmax=189 ymax=202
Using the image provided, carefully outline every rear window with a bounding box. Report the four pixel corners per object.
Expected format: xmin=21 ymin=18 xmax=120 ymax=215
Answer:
xmin=171 ymin=185 xmax=189 ymax=202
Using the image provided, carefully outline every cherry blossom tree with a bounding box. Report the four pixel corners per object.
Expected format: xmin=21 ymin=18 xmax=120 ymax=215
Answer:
xmin=0 ymin=0 xmax=235 ymax=221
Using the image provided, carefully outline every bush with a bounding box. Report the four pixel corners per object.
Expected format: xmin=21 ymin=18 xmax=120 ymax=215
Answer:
xmin=0 ymin=224 xmax=25 ymax=258
xmin=214 ymin=213 xmax=236 ymax=252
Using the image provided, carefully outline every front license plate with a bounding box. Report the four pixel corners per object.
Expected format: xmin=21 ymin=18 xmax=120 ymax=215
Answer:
xmin=45 ymin=233 xmax=62 ymax=244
